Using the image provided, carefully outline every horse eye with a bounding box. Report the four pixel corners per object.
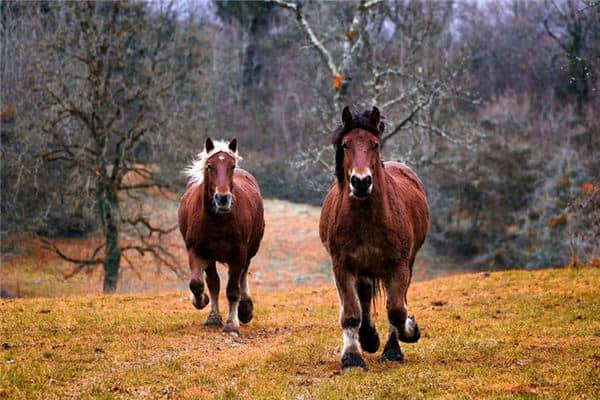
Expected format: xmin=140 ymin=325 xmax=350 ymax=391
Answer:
xmin=206 ymin=165 xmax=213 ymax=171
xmin=342 ymin=142 xmax=349 ymax=150
xmin=373 ymin=142 xmax=379 ymax=150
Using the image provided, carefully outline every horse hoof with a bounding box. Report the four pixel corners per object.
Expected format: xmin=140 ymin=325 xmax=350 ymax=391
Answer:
xmin=399 ymin=316 xmax=421 ymax=343
xmin=204 ymin=313 xmax=223 ymax=327
xmin=381 ymin=348 xmax=404 ymax=362
xmin=223 ymin=323 xmax=240 ymax=336
xmin=238 ymin=298 xmax=254 ymax=324
xmin=192 ymin=293 xmax=210 ymax=310
xmin=341 ymin=352 xmax=367 ymax=371
xmin=359 ymin=323 xmax=380 ymax=353
xmin=381 ymin=332 xmax=404 ymax=362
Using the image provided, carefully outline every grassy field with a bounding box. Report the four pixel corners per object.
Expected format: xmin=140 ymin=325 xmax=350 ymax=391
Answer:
xmin=1 ymin=266 xmax=599 ymax=399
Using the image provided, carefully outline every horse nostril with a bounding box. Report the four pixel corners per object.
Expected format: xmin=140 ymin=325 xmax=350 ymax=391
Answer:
xmin=351 ymin=175 xmax=372 ymax=191
xmin=216 ymin=194 xmax=231 ymax=206
xmin=214 ymin=194 xmax=226 ymax=205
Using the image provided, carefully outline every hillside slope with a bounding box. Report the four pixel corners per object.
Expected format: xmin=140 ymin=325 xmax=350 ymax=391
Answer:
xmin=2 ymin=267 xmax=599 ymax=399
xmin=1 ymin=199 xmax=437 ymax=298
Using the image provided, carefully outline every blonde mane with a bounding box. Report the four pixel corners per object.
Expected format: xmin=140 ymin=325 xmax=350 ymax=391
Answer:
xmin=183 ymin=140 xmax=242 ymax=184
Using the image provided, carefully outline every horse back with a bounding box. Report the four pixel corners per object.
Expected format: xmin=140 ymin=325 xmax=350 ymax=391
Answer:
xmin=384 ymin=161 xmax=429 ymax=250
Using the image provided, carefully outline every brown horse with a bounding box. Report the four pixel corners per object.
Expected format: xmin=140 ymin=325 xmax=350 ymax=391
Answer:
xmin=319 ymin=106 xmax=429 ymax=370
xmin=179 ymin=138 xmax=265 ymax=335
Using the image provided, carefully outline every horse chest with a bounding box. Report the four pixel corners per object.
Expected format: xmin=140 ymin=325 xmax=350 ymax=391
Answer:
xmin=192 ymin=223 xmax=242 ymax=259
xmin=348 ymin=243 xmax=384 ymax=265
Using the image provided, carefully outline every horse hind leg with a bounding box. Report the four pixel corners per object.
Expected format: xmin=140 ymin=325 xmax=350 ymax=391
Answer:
xmin=203 ymin=261 xmax=223 ymax=327
xmin=356 ymin=278 xmax=380 ymax=353
xmin=237 ymin=266 xmax=254 ymax=324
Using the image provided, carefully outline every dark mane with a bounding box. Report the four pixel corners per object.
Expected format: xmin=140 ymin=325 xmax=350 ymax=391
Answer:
xmin=332 ymin=108 xmax=385 ymax=182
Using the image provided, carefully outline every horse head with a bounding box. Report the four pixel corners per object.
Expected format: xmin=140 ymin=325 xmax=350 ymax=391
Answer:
xmin=203 ymin=137 xmax=239 ymax=213
xmin=333 ymin=106 xmax=384 ymax=199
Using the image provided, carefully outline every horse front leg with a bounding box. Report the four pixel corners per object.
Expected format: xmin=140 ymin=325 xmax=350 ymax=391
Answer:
xmin=223 ymin=258 xmax=244 ymax=335
xmin=381 ymin=266 xmax=420 ymax=362
xmin=203 ymin=261 xmax=223 ymax=326
xmin=237 ymin=265 xmax=254 ymax=324
xmin=333 ymin=262 xmax=366 ymax=370
xmin=188 ymin=249 xmax=210 ymax=311
xmin=357 ymin=277 xmax=380 ymax=354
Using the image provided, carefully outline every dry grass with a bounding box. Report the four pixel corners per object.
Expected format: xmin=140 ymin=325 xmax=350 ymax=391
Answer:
xmin=2 ymin=266 xmax=599 ymax=399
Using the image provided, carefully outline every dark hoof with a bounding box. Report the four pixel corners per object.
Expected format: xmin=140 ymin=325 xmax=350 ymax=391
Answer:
xmin=381 ymin=333 xmax=404 ymax=362
xmin=238 ymin=298 xmax=254 ymax=324
xmin=192 ymin=293 xmax=209 ymax=310
xmin=381 ymin=331 xmax=404 ymax=362
xmin=190 ymin=279 xmax=209 ymax=309
xmin=223 ymin=323 xmax=240 ymax=336
xmin=398 ymin=316 xmax=421 ymax=343
xmin=341 ymin=352 xmax=367 ymax=371
xmin=204 ymin=312 xmax=223 ymax=327
xmin=189 ymin=278 xmax=204 ymax=296
xmin=359 ymin=323 xmax=380 ymax=353
xmin=381 ymin=345 xmax=404 ymax=362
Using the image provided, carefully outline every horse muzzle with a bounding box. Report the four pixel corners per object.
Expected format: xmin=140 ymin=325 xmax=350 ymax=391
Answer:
xmin=213 ymin=193 xmax=232 ymax=213
xmin=349 ymin=174 xmax=373 ymax=199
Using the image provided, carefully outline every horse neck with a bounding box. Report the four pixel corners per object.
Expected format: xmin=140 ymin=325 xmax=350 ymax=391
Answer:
xmin=198 ymin=180 xmax=212 ymax=217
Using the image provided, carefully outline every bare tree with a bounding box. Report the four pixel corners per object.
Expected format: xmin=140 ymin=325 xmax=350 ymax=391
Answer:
xmin=544 ymin=0 xmax=597 ymax=117
xmin=27 ymin=2 xmax=201 ymax=292
xmin=269 ymin=1 xmax=476 ymax=164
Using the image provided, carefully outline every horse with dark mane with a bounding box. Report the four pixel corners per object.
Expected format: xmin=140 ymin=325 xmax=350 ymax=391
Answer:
xmin=179 ymin=138 xmax=264 ymax=335
xmin=319 ymin=106 xmax=429 ymax=370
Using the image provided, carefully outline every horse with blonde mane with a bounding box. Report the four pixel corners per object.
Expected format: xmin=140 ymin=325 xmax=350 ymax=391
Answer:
xmin=179 ymin=138 xmax=264 ymax=335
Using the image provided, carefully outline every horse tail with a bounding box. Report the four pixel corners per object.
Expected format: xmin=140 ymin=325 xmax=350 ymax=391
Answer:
xmin=371 ymin=278 xmax=384 ymax=315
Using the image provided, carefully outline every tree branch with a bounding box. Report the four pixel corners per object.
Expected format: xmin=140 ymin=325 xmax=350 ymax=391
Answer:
xmin=270 ymin=0 xmax=340 ymax=79
xmin=381 ymin=87 xmax=440 ymax=145
xmin=40 ymin=238 xmax=105 ymax=268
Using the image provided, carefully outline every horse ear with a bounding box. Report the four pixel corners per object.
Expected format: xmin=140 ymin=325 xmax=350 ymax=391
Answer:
xmin=205 ymin=137 xmax=214 ymax=153
xmin=229 ymin=138 xmax=238 ymax=153
xmin=342 ymin=106 xmax=353 ymax=125
xmin=369 ymin=106 xmax=380 ymax=128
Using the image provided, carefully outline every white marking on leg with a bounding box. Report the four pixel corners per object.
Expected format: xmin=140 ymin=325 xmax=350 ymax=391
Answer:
xmin=404 ymin=316 xmax=416 ymax=338
xmin=240 ymin=273 xmax=250 ymax=298
xmin=342 ymin=326 xmax=361 ymax=355
xmin=225 ymin=299 xmax=240 ymax=333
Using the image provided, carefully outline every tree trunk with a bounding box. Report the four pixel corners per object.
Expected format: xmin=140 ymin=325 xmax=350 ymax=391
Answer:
xmin=99 ymin=184 xmax=120 ymax=293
